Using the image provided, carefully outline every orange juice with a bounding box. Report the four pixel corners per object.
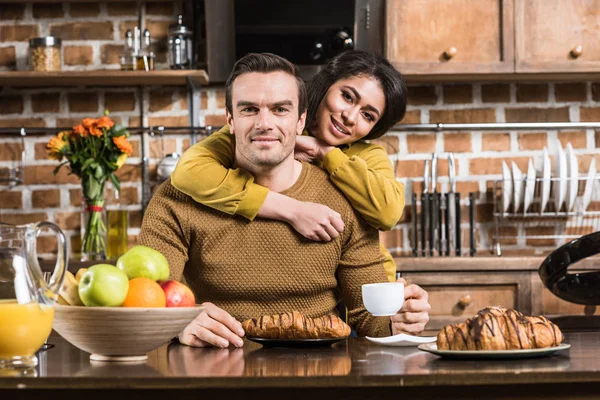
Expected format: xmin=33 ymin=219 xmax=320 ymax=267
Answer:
xmin=0 ymin=300 xmax=54 ymax=359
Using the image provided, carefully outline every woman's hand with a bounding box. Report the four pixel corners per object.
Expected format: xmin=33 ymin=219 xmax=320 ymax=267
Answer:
xmin=295 ymin=135 xmax=335 ymax=163
xmin=259 ymin=192 xmax=345 ymax=242
xmin=288 ymin=201 xmax=345 ymax=241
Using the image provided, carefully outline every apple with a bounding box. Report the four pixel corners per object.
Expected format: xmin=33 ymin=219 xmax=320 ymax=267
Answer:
xmin=160 ymin=280 xmax=195 ymax=307
xmin=78 ymin=264 xmax=129 ymax=307
xmin=75 ymin=268 xmax=87 ymax=283
xmin=116 ymin=245 xmax=169 ymax=282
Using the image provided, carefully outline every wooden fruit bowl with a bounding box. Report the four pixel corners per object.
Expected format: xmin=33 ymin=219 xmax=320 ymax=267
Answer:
xmin=53 ymin=304 xmax=204 ymax=362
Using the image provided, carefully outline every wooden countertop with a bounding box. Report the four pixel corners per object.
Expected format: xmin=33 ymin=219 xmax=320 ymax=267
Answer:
xmin=2 ymin=332 xmax=600 ymax=399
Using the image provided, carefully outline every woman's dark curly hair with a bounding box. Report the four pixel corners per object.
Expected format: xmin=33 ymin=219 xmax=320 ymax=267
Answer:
xmin=306 ymin=50 xmax=407 ymax=140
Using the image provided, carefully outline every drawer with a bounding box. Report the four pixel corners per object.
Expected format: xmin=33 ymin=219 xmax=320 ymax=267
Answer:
xmin=402 ymin=271 xmax=532 ymax=332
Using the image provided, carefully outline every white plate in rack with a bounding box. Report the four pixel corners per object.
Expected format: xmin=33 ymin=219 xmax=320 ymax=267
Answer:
xmin=523 ymin=158 xmax=536 ymax=213
xmin=553 ymin=145 xmax=567 ymax=212
xmin=565 ymin=143 xmax=579 ymax=212
xmin=582 ymin=158 xmax=597 ymax=212
xmin=541 ymin=147 xmax=551 ymax=213
xmin=512 ymin=161 xmax=525 ymax=213
xmin=502 ymin=160 xmax=512 ymax=213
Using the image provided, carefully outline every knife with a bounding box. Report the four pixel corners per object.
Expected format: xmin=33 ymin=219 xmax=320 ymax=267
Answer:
xmin=455 ymin=189 xmax=462 ymax=257
xmin=444 ymin=192 xmax=450 ymax=256
xmin=412 ymin=192 xmax=418 ymax=257
xmin=421 ymin=160 xmax=430 ymax=257
xmin=447 ymin=153 xmax=456 ymax=256
xmin=430 ymin=153 xmax=438 ymax=256
xmin=469 ymin=192 xmax=476 ymax=257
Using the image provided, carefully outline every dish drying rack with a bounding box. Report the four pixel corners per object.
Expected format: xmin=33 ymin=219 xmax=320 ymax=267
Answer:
xmin=491 ymin=175 xmax=600 ymax=256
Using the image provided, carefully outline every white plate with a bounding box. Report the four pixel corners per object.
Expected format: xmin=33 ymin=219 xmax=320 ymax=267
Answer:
xmin=582 ymin=158 xmax=597 ymax=212
xmin=523 ymin=158 xmax=536 ymax=213
xmin=366 ymin=333 xmax=437 ymax=347
xmin=541 ymin=147 xmax=551 ymax=213
xmin=418 ymin=343 xmax=571 ymax=360
xmin=501 ymin=160 xmax=512 ymax=213
xmin=512 ymin=161 xmax=525 ymax=213
xmin=553 ymin=145 xmax=567 ymax=212
xmin=565 ymin=143 xmax=579 ymax=212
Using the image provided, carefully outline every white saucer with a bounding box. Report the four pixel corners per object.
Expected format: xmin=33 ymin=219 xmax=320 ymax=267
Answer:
xmin=366 ymin=333 xmax=437 ymax=347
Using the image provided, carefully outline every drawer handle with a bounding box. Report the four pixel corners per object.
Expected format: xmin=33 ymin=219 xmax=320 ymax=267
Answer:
xmin=570 ymin=45 xmax=583 ymax=59
xmin=458 ymin=294 xmax=472 ymax=308
xmin=443 ymin=47 xmax=457 ymax=60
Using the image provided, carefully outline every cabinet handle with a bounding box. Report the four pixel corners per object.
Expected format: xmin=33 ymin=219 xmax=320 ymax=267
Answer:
xmin=570 ymin=45 xmax=583 ymax=59
xmin=458 ymin=294 xmax=472 ymax=308
xmin=443 ymin=47 xmax=457 ymax=60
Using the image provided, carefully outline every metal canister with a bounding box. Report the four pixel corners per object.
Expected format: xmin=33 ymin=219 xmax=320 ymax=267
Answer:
xmin=167 ymin=15 xmax=192 ymax=69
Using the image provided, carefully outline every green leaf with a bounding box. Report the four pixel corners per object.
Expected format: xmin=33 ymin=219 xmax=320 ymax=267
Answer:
xmin=81 ymin=158 xmax=95 ymax=172
xmin=109 ymin=173 xmax=121 ymax=193
xmin=94 ymin=164 xmax=104 ymax=179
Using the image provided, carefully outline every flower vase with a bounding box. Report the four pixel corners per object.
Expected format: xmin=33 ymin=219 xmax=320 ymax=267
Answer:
xmin=80 ymin=187 xmax=107 ymax=261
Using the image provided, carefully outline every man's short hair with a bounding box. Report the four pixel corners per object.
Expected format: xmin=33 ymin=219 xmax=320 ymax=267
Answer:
xmin=225 ymin=53 xmax=307 ymax=117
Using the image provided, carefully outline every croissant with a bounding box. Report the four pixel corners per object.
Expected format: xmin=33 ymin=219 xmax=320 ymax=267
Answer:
xmin=437 ymin=306 xmax=564 ymax=350
xmin=242 ymin=311 xmax=351 ymax=339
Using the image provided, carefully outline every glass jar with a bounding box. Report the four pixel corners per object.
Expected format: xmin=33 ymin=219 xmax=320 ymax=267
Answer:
xmin=29 ymin=37 xmax=62 ymax=72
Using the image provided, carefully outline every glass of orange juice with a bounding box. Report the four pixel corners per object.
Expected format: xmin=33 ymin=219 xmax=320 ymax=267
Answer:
xmin=0 ymin=222 xmax=67 ymax=369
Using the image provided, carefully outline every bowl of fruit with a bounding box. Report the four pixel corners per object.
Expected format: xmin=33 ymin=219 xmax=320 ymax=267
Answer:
xmin=53 ymin=245 xmax=203 ymax=362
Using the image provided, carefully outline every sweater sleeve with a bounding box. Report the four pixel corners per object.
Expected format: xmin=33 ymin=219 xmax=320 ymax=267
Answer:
xmin=138 ymin=181 xmax=191 ymax=282
xmin=170 ymin=126 xmax=269 ymax=221
xmin=322 ymin=143 xmax=405 ymax=231
xmin=336 ymin=206 xmax=393 ymax=337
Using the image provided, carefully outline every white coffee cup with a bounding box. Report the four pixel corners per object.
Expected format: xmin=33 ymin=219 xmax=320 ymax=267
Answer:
xmin=362 ymin=282 xmax=404 ymax=316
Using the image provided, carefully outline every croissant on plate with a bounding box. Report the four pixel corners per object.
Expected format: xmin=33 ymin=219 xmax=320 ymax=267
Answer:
xmin=437 ymin=306 xmax=564 ymax=350
xmin=242 ymin=311 xmax=351 ymax=339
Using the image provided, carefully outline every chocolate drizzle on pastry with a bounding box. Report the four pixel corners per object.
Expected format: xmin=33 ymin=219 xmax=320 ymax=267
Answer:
xmin=437 ymin=306 xmax=564 ymax=351
xmin=242 ymin=311 xmax=351 ymax=339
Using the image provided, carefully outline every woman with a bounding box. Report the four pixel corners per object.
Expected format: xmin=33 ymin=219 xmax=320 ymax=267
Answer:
xmin=171 ymin=50 xmax=407 ymax=282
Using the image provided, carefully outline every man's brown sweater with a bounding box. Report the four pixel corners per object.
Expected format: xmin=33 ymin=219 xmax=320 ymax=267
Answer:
xmin=139 ymin=162 xmax=392 ymax=337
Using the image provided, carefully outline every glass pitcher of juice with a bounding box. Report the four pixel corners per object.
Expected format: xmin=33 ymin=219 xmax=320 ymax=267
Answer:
xmin=0 ymin=222 xmax=67 ymax=369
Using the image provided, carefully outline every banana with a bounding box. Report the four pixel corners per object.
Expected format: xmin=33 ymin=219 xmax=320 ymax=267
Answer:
xmin=58 ymin=271 xmax=84 ymax=306
xmin=75 ymin=268 xmax=87 ymax=283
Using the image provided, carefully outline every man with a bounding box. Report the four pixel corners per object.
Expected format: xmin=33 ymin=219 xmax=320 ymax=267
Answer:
xmin=139 ymin=53 xmax=430 ymax=348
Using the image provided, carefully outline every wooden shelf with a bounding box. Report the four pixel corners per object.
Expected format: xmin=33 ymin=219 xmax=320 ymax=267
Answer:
xmin=402 ymin=72 xmax=600 ymax=84
xmin=0 ymin=70 xmax=209 ymax=87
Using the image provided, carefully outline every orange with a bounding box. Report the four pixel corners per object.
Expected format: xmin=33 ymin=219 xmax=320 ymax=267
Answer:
xmin=121 ymin=277 xmax=166 ymax=308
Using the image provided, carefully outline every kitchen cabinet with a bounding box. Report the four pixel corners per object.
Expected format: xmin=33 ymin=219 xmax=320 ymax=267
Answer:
xmin=385 ymin=0 xmax=514 ymax=75
xmin=399 ymin=257 xmax=600 ymax=333
xmin=402 ymin=269 xmax=531 ymax=333
xmin=515 ymin=0 xmax=600 ymax=73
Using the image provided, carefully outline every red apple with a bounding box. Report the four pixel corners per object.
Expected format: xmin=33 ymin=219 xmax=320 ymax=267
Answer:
xmin=159 ymin=280 xmax=196 ymax=307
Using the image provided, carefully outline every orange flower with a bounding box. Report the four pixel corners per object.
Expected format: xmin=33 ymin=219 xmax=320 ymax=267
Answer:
xmin=113 ymin=136 xmax=133 ymax=156
xmin=47 ymin=131 xmax=69 ymax=161
xmin=82 ymin=118 xmax=95 ymax=128
xmin=95 ymin=116 xmax=115 ymax=130
xmin=73 ymin=125 xmax=87 ymax=136
xmin=89 ymin=126 xmax=103 ymax=137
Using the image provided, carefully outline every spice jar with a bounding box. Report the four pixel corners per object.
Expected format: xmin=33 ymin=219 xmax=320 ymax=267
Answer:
xmin=29 ymin=37 xmax=62 ymax=72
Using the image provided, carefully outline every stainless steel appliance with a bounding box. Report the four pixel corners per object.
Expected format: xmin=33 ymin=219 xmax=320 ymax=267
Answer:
xmin=203 ymin=0 xmax=384 ymax=81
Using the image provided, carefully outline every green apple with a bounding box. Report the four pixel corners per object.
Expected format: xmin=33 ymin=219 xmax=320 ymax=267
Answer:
xmin=116 ymin=245 xmax=169 ymax=281
xmin=78 ymin=264 xmax=129 ymax=307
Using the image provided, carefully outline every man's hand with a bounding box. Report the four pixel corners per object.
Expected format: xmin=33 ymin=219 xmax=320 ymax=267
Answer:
xmin=294 ymin=135 xmax=334 ymax=163
xmin=178 ymin=302 xmax=245 ymax=348
xmin=289 ymin=201 xmax=345 ymax=241
xmin=390 ymin=278 xmax=431 ymax=335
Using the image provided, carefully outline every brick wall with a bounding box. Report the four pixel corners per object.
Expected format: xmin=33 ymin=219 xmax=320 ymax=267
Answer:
xmin=0 ymin=2 xmax=224 ymax=257
xmin=1 ymin=3 xmax=599 ymax=259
